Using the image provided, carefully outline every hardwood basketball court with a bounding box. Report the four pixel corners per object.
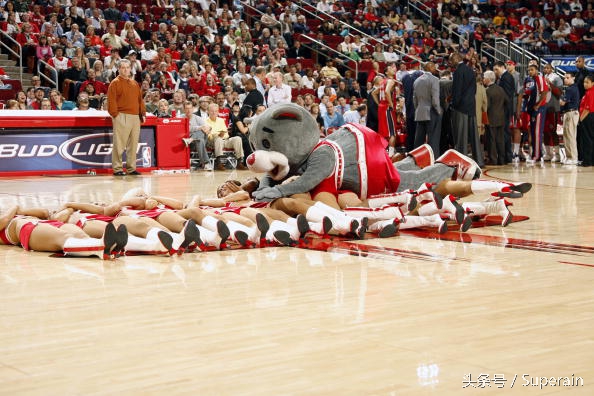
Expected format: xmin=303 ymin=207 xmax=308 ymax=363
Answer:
xmin=1 ymin=164 xmax=592 ymax=395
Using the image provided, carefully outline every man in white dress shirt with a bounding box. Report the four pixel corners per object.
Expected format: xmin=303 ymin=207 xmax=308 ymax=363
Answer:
xmin=267 ymin=72 xmax=292 ymax=108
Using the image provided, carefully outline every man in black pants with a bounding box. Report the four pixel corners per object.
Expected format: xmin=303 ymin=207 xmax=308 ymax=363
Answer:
xmin=450 ymin=52 xmax=484 ymax=167
xmin=494 ymin=60 xmax=515 ymax=163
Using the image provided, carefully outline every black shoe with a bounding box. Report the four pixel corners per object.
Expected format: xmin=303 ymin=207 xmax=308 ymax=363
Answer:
xmin=102 ymin=223 xmax=118 ymax=259
xmin=113 ymin=171 xmax=126 ymax=176
xmin=128 ymin=170 xmax=141 ymax=175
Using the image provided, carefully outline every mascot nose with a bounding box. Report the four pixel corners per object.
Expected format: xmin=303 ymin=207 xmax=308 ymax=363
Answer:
xmin=246 ymin=153 xmax=256 ymax=166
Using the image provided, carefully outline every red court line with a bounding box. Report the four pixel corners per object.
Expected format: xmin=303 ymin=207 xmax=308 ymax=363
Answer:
xmin=558 ymin=261 xmax=594 ymax=268
xmin=400 ymin=229 xmax=594 ymax=256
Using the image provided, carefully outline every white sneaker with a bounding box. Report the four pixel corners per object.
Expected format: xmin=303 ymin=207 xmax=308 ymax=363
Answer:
xmin=563 ymin=159 xmax=578 ymax=166
xmin=203 ymin=163 xmax=213 ymax=171
xmin=550 ymin=154 xmax=560 ymax=163
xmin=525 ymin=159 xmax=536 ymax=166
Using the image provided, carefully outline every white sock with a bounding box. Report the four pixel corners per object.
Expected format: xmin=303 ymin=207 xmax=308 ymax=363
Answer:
xmin=126 ymin=234 xmax=168 ymax=255
xmin=512 ymin=143 xmax=520 ymax=155
xmin=470 ymin=180 xmax=510 ymax=194
xmin=308 ymin=221 xmax=326 ymax=234
xmin=62 ymin=237 xmax=104 ymax=258
xmin=418 ymin=201 xmax=440 ymax=216
xmin=201 ymin=215 xmax=220 ymax=232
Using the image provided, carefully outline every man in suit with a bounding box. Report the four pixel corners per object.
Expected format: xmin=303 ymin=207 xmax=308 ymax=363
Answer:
xmin=413 ymin=62 xmax=443 ymax=156
xmin=450 ymin=52 xmax=484 ymax=167
xmin=402 ymin=61 xmax=423 ymax=151
xmin=287 ymin=40 xmax=311 ymax=59
xmin=439 ymin=70 xmax=454 ymax=154
xmin=494 ymin=61 xmax=515 ymax=163
xmin=484 ymin=70 xmax=509 ymax=165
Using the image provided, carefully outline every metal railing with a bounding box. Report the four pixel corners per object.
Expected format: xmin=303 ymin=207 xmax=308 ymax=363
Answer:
xmin=290 ymin=1 xmax=414 ymax=63
xmin=481 ymin=38 xmax=565 ymax=79
xmin=294 ymin=1 xmax=386 ymax=48
xmin=0 ymin=30 xmax=22 ymax=82
xmin=297 ymin=34 xmax=358 ymax=76
xmin=407 ymin=0 xmax=433 ymax=27
xmin=37 ymin=58 xmax=58 ymax=89
xmin=240 ymin=1 xmax=355 ymax=74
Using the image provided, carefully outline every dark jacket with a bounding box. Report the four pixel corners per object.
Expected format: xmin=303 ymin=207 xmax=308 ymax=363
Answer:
xmin=486 ymin=83 xmax=509 ymax=127
xmin=451 ymin=62 xmax=476 ymax=115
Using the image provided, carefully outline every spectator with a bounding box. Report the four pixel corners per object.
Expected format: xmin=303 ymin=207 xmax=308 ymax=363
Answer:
xmin=320 ymin=59 xmax=342 ymax=80
xmin=323 ymin=102 xmax=345 ymax=132
xmin=14 ymin=91 xmax=27 ymax=110
xmin=154 ymin=98 xmax=171 ymax=117
xmin=122 ymin=3 xmax=139 ymax=22
xmin=343 ymin=104 xmax=367 ymax=125
xmin=75 ymin=93 xmax=97 ymax=111
xmin=101 ymin=23 xmax=126 ymax=51
xmin=196 ymin=96 xmax=211 ymax=119
xmin=267 ymin=72 xmax=292 ymax=107
xmin=29 ymin=88 xmax=47 ymax=110
xmin=49 ymin=89 xmax=76 ymax=110
xmin=205 ymin=103 xmax=247 ymax=171
xmin=182 ymin=100 xmax=212 ymax=170
xmin=230 ymin=104 xmax=254 ymax=166
xmin=103 ymin=0 xmax=122 ymax=22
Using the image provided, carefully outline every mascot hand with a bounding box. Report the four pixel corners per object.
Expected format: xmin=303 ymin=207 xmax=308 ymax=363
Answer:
xmin=253 ymin=186 xmax=283 ymax=201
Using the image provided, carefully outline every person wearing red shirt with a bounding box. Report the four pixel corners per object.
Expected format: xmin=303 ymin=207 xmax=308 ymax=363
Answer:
xmin=215 ymin=93 xmax=231 ymax=127
xmin=15 ymin=23 xmax=39 ymax=73
xmin=578 ymin=75 xmax=594 ymax=166
xmin=79 ymin=70 xmax=108 ymax=95
xmin=99 ymin=38 xmax=113 ymax=59
xmin=29 ymin=5 xmax=45 ymax=31
xmin=164 ymin=42 xmax=181 ymax=61
xmin=197 ymin=74 xmax=222 ymax=99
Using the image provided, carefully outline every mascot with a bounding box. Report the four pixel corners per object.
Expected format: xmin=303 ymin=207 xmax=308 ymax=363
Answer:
xmin=246 ymin=103 xmax=481 ymax=202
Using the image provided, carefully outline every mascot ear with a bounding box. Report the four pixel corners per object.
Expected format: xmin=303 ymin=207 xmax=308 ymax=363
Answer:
xmin=270 ymin=107 xmax=303 ymax=122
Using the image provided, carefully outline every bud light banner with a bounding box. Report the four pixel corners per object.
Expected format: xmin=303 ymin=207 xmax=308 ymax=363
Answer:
xmin=543 ymin=56 xmax=594 ymax=72
xmin=0 ymin=128 xmax=155 ymax=172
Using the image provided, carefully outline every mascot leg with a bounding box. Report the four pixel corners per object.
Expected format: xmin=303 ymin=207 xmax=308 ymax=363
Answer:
xmin=394 ymin=156 xmax=421 ymax=171
xmin=408 ymin=144 xmax=434 ymax=169
xmin=463 ymin=199 xmax=513 ymax=227
xmin=396 ymin=164 xmax=456 ymax=192
xmin=436 ymin=149 xmax=482 ymax=180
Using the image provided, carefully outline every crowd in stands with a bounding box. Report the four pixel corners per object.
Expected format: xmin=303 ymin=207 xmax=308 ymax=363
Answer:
xmin=0 ymin=0 xmax=592 ymax=167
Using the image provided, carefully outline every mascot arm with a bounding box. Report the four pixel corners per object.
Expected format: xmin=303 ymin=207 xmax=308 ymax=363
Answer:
xmin=276 ymin=148 xmax=336 ymax=197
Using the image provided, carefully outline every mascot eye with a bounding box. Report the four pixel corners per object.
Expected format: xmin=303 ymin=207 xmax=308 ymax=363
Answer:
xmin=262 ymin=139 xmax=271 ymax=149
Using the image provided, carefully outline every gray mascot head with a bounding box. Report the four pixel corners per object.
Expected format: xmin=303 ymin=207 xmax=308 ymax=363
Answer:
xmin=247 ymin=103 xmax=319 ymax=180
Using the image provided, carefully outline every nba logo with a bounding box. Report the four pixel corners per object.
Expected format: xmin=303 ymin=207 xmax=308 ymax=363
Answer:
xmin=142 ymin=147 xmax=152 ymax=167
